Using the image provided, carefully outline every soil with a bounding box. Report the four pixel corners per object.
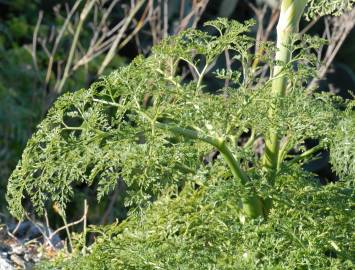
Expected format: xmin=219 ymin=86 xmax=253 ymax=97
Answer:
xmin=0 ymin=222 xmax=62 ymax=269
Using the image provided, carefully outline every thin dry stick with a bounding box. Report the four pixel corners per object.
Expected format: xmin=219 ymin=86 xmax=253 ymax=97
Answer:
xmin=264 ymin=9 xmax=279 ymax=40
xmin=56 ymin=0 xmax=96 ymax=94
xmin=148 ymin=0 xmax=158 ymax=44
xmin=117 ymin=2 xmax=150 ymax=50
xmin=179 ymin=0 xmax=185 ymax=21
xmin=176 ymin=0 xmax=208 ymax=33
xmin=43 ymin=209 xmax=52 ymax=244
xmin=163 ymin=0 xmax=168 ymax=38
xmin=76 ymin=0 xmax=150 ymax=69
xmin=73 ymin=0 xmax=121 ymax=69
xmin=29 ymin=10 xmax=44 ymax=122
xmin=307 ymin=8 xmax=355 ymax=90
xmin=247 ymin=3 xmax=267 ymax=53
xmin=50 ymin=201 xmax=89 ymax=249
xmin=104 ymin=18 xmax=126 ymax=38
xmin=24 ymin=212 xmax=55 ymax=249
xmin=39 ymin=39 xmax=51 ymax=57
xmin=50 ymin=203 xmax=89 ymax=238
xmin=32 ymin=11 xmax=43 ymax=76
xmin=45 ymin=0 xmax=82 ymax=88
xmin=191 ymin=0 xmax=209 ymax=29
xmin=98 ymin=0 xmax=146 ymax=75
xmin=299 ymin=16 xmax=320 ymax=35
xmin=58 ymin=208 xmax=74 ymax=252
xmin=82 ymin=200 xmax=88 ymax=255
xmin=9 ymin=221 xmax=22 ymax=235
xmin=224 ymin=49 xmax=232 ymax=88
xmin=88 ymin=0 xmax=120 ymax=48
xmin=250 ymin=6 xmax=279 ymax=74
xmin=157 ymin=0 xmax=162 ymax=40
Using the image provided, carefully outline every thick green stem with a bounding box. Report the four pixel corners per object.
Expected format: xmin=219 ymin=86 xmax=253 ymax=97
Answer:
xmin=218 ymin=139 xmax=249 ymax=185
xmin=153 ymin=122 xmax=270 ymax=219
xmin=288 ymin=143 xmax=324 ymax=165
xmin=94 ymin=101 xmax=266 ymax=218
xmin=263 ymin=0 xmax=307 ymax=177
xmin=154 ymin=122 xmax=249 ymax=185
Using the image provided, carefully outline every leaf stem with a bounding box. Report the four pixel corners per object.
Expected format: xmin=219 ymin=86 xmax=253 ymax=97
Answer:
xmin=288 ymin=143 xmax=324 ymax=165
xmin=154 ymin=122 xmax=249 ymax=184
xmin=243 ymin=129 xmax=256 ymax=149
xmin=93 ymin=98 xmax=249 ymax=184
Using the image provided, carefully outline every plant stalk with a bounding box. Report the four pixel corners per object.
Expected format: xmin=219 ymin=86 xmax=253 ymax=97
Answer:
xmin=288 ymin=143 xmax=324 ymax=165
xmin=154 ymin=122 xmax=249 ymax=184
xmin=263 ymin=0 xmax=307 ymax=176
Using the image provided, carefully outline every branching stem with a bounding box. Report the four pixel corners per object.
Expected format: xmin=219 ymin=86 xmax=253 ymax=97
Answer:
xmin=93 ymin=97 xmax=249 ymax=184
xmin=154 ymin=122 xmax=249 ymax=185
xmin=243 ymin=129 xmax=256 ymax=149
xmin=288 ymin=143 xmax=324 ymax=165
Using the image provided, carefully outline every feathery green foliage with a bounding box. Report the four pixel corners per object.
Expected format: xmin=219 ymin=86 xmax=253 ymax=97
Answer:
xmin=5 ymin=0 xmax=355 ymax=268
xmin=7 ymin=19 xmax=350 ymax=220
xmin=38 ymin=174 xmax=354 ymax=269
xmin=329 ymin=101 xmax=355 ymax=181
xmin=305 ymin=0 xmax=355 ymax=19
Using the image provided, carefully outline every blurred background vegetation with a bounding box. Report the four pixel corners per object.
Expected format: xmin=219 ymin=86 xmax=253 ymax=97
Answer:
xmin=0 ymin=0 xmax=354 ymax=227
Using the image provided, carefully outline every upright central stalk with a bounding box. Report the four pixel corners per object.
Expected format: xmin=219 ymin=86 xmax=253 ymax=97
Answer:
xmin=263 ymin=0 xmax=307 ymax=177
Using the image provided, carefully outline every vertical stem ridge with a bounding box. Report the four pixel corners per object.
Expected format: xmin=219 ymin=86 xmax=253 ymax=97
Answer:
xmin=263 ymin=0 xmax=307 ymax=178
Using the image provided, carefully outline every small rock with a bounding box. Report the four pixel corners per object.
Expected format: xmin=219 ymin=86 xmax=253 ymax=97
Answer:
xmin=10 ymin=254 xmax=26 ymax=268
xmin=0 ymin=255 xmax=15 ymax=270
xmin=11 ymin=245 xmax=25 ymax=255
xmin=1 ymin=221 xmax=62 ymax=269
xmin=7 ymin=222 xmax=32 ymax=240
